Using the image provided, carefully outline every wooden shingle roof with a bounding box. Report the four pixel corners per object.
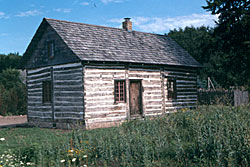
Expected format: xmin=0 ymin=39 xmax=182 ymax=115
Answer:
xmin=24 ymin=18 xmax=201 ymax=67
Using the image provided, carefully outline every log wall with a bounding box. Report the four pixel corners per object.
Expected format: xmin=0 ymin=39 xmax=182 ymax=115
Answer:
xmin=164 ymin=66 xmax=197 ymax=112
xmin=84 ymin=65 xmax=163 ymax=129
xmin=27 ymin=62 xmax=84 ymax=128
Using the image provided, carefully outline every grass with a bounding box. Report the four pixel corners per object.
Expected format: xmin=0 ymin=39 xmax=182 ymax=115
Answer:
xmin=0 ymin=105 xmax=249 ymax=167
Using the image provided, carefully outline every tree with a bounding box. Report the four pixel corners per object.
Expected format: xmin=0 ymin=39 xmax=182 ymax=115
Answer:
xmin=0 ymin=53 xmax=21 ymax=73
xmin=168 ymin=26 xmax=223 ymax=88
xmin=0 ymin=69 xmax=26 ymax=115
xmin=203 ymin=0 xmax=250 ymax=87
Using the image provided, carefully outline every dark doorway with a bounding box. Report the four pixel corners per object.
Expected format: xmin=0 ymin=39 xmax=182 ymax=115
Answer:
xmin=129 ymin=80 xmax=142 ymax=117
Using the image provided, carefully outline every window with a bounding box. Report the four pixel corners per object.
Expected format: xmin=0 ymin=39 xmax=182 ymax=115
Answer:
xmin=47 ymin=42 xmax=55 ymax=59
xmin=167 ymin=78 xmax=177 ymax=100
xmin=42 ymin=81 xmax=52 ymax=103
xmin=115 ymin=80 xmax=126 ymax=103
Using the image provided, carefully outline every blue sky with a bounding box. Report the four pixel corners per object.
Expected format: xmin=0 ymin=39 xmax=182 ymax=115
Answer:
xmin=0 ymin=0 xmax=218 ymax=55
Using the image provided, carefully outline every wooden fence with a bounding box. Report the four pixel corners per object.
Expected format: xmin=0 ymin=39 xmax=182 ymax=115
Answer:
xmin=198 ymin=89 xmax=249 ymax=106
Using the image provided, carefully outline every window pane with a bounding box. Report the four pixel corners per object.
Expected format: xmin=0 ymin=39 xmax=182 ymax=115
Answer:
xmin=115 ymin=80 xmax=126 ymax=103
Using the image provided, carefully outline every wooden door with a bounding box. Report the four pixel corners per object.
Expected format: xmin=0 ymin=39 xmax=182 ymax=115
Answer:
xmin=129 ymin=80 xmax=142 ymax=116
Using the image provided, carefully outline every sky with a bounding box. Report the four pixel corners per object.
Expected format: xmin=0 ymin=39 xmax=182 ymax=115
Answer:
xmin=0 ymin=0 xmax=218 ymax=55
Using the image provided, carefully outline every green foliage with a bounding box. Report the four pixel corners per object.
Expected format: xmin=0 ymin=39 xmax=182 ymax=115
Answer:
xmin=168 ymin=0 xmax=250 ymax=88
xmin=203 ymin=0 xmax=250 ymax=87
xmin=0 ymin=106 xmax=249 ymax=166
xmin=0 ymin=53 xmax=21 ymax=73
xmin=0 ymin=68 xmax=26 ymax=116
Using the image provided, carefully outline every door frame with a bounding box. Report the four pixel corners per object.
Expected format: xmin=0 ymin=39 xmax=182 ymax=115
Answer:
xmin=129 ymin=79 xmax=143 ymax=118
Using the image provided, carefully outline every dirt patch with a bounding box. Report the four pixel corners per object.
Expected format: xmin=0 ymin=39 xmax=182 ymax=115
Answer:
xmin=0 ymin=115 xmax=27 ymax=126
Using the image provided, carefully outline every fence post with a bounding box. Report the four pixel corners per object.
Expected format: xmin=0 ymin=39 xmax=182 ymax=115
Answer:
xmin=234 ymin=90 xmax=249 ymax=106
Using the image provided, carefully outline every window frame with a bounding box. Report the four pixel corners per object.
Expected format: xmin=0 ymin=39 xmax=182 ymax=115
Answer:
xmin=47 ymin=41 xmax=55 ymax=59
xmin=42 ymin=80 xmax=52 ymax=103
xmin=167 ymin=78 xmax=177 ymax=100
xmin=114 ymin=80 xmax=126 ymax=103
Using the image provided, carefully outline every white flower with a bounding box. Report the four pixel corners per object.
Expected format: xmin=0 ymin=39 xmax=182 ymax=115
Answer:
xmin=72 ymin=158 xmax=76 ymax=162
xmin=84 ymin=165 xmax=87 ymax=167
xmin=26 ymin=162 xmax=31 ymax=165
xmin=0 ymin=138 xmax=5 ymax=141
xmin=60 ymin=159 xmax=65 ymax=163
xmin=83 ymin=155 xmax=87 ymax=158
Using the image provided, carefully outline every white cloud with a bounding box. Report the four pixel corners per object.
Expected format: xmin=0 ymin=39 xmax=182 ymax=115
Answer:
xmin=16 ymin=10 xmax=42 ymax=17
xmin=81 ymin=2 xmax=90 ymax=6
xmin=53 ymin=8 xmax=72 ymax=13
xmin=109 ymin=13 xmax=218 ymax=33
xmin=101 ymin=0 xmax=125 ymax=4
xmin=0 ymin=11 xmax=9 ymax=19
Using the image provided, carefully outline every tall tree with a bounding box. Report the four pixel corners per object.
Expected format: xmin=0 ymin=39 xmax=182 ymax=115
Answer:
xmin=203 ymin=0 xmax=250 ymax=87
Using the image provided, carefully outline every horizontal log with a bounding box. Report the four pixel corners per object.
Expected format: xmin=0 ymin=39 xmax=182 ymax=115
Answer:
xmin=144 ymin=95 xmax=162 ymax=100
xmin=84 ymin=82 xmax=113 ymax=87
xmin=27 ymin=84 xmax=42 ymax=89
xmin=85 ymin=95 xmax=114 ymax=101
xmin=27 ymin=73 xmax=50 ymax=81
xmin=54 ymin=74 xmax=82 ymax=80
xmin=177 ymin=80 xmax=196 ymax=84
xmin=28 ymin=88 xmax=42 ymax=93
xmin=144 ymin=101 xmax=162 ymax=105
xmin=54 ymin=97 xmax=83 ymax=103
xmin=54 ymin=107 xmax=83 ymax=112
xmin=84 ymin=87 xmax=113 ymax=92
xmin=143 ymin=87 xmax=162 ymax=91
xmin=54 ymin=69 xmax=83 ymax=75
xmin=166 ymin=103 xmax=196 ymax=107
xmin=84 ymin=65 xmax=125 ymax=69
xmin=54 ymin=102 xmax=83 ymax=106
xmin=27 ymin=68 xmax=50 ymax=76
xmin=54 ymin=91 xmax=83 ymax=96
xmin=85 ymin=116 xmax=126 ymax=123
xmin=54 ymin=80 xmax=83 ymax=86
xmin=28 ymin=102 xmax=52 ymax=106
xmin=164 ymin=67 xmax=196 ymax=73
xmin=128 ymin=74 xmax=160 ymax=78
xmin=85 ymin=101 xmax=115 ymax=107
xmin=28 ymin=107 xmax=52 ymax=112
xmin=54 ymin=86 xmax=83 ymax=91
xmin=165 ymin=105 xmax=195 ymax=110
xmin=28 ymin=115 xmax=52 ymax=119
xmin=164 ymin=71 xmax=196 ymax=77
xmin=85 ymin=91 xmax=113 ymax=97
xmin=53 ymin=65 xmax=82 ymax=71
xmin=53 ymin=62 xmax=82 ymax=68
xmin=177 ymin=92 xmax=197 ymax=95
xmin=27 ymin=76 xmax=51 ymax=85
xmin=128 ymin=68 xmax=160 ymax=72
xmin=28 ymin=112 xmax=52 ymax=118
xmin=176 ymin=89 xmax=197 ymax=93
xmin=145 ymin=105 xmax=162 ymax=110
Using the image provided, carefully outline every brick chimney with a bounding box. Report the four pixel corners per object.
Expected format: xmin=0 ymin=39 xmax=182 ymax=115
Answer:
xmin=122 ymin=18 xmax=132 ymax=31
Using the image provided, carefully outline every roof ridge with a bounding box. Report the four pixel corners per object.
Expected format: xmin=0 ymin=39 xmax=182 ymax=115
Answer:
xmin=44 ymin=17 xmax=167 ymax=37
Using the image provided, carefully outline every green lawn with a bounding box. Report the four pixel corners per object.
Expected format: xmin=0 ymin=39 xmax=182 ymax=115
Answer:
xmin=0 ymin=105 xmax=249 ymax=167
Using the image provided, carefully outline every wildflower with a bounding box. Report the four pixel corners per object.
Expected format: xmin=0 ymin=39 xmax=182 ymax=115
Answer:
xmin=26 ymin=162 xmax=31 ymax=165
xmin=83 ymin=165 xmax=87 ymax=167
xmin=72 ymin=158 xmax=76 ymax=162
xmin=60 ymin=159 xmax=66 ymax=163
xmin=68 ymin=149 xmax=74 ymax=153
xmin=0 ymin=138 xmax=5 ymax=141
xmin=83 ymin=155 xmax=87 ymax=158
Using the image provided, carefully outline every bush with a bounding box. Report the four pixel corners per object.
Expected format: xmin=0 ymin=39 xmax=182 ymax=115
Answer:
xmin=0 ymin=106 xmax=249 ymax=166
xmin=0 ymin=69 xmax=26 ymax=116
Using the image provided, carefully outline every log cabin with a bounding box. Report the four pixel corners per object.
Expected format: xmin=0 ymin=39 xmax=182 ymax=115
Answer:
xmin=22 ymin=18 xmax=201 ymax=129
